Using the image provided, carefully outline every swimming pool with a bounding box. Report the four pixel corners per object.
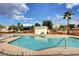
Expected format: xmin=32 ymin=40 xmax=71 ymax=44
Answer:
xmin=9 ymin=36 xmax=79 ymax=51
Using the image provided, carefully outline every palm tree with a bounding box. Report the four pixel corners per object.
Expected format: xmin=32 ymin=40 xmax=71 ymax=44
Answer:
xmin=17 ymin=23 xmax=20 ymax=32
xmin=17 ymin=23 xmax=24 ymax=32
xmin=19 ymin=24 xmax=24 ymax=31
xmin=63 ymin=10 xmax=73 ymax=34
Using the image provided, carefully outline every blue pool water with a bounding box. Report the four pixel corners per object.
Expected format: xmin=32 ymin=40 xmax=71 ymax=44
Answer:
xmin=9 ymin=36 xmax=79 ymax=51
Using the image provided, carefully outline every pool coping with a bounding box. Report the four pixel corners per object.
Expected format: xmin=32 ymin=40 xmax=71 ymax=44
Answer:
xmin=0 ymin=34 xmax=79 ymax=56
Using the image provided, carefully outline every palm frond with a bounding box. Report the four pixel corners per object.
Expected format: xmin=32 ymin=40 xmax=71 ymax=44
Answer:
xmin=68 ymin=17 xmax=71 ymax=19
xmin=63 ymin=16 xmax=66 ymax=19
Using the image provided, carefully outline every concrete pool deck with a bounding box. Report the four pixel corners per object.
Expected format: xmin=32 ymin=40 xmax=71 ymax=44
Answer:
xmin=1 ymin=44 xmax=79 ymax=56
xmin=0 ymin=34 xmax=79 ymax=56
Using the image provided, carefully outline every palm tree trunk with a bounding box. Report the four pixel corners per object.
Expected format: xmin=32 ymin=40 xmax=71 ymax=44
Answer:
xmin=67 ymin=19 xmax=70 ymax=34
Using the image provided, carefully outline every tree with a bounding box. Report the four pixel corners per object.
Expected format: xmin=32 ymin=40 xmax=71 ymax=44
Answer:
xmin=42 ymin=20 xmax=53 ymax=30
xmin=8 ymin=23 xmax=24 ymax=33
xmin=8 ymin=25 xmax=18 ymax=32
xmin=59 ymin=25 xmax=66 ymax=29
xmin=19 ymin=24 xmax=24 ymax=31
xmin=35 ymin=23 xmax=40 ymax=26
xmin=17 ymin=23 xmax=24 ymax=32
xmin=69 ymin=24 xmax=75 ymax=30
xmin=17 ymin=23 xmax=21 ymax=31
xmin=63 ymin=10 xmax=74 ymax=34
xmin=78 ymin=24 xmax=79 ymax=27
xmin=23 ymin=26 xmax=31 ymax=30
xmin=31 ymin=25 xmax=34 ymax=30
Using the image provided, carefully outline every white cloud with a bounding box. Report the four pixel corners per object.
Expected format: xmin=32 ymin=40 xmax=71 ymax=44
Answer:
xmin=55 ymin=14 xmax=63 ymax=19
xmin=70 ymin=19 xmax=79 ymax=25
xmin=23 ymin=23 xmax=33 ymax=27
xmin=7 ymin=20 xmax=14 ymax=22
xmin=57 ymin=3 xmax=63 ymax=5
xmin=65 ymin=3 xmax=79 ymax=9
xmin=70 ymin=20 xmax=79 ymax=25
xmin=47 ymin=16 xmax=52 ymax=20
xmin=13 ymin=15 xmax=33 ymax=20
xmin=77 ymin=9 xmax=79 ymax=12
xmin=0 ymin=3 xmax=29 ymax=17
xmin=0 ymin=3 xmax=30 ymax=20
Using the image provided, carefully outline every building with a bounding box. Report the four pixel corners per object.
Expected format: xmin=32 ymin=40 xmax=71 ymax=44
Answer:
xmin=0 ymin=26 xmax=9 ymax=32
xmin=34 ymin=26 xmax=48 ymax=35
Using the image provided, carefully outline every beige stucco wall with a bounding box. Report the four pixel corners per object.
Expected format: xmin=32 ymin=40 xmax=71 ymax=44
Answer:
xmin=35 ymin=26 xmax=47 ymax=35
xmin=0 ymin=28 xmax=8 ymax=32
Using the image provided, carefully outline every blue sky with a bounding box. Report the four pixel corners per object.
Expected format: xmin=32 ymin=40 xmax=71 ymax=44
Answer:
xmin=0 ymin=3 xmax=79 ymax=26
